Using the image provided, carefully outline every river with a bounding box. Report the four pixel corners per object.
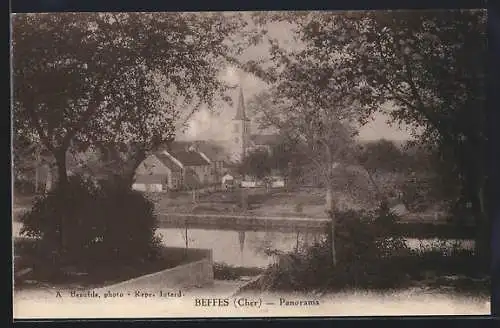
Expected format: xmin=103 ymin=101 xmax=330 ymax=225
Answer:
xmin=157 ymin=228 xmax=474 ymax=268
xmin=12 ymin=222 xmax=474 ymax=268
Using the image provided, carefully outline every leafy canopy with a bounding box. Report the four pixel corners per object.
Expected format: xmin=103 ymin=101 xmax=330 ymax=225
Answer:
xmin=12 ymin=12 xmax=247 ymax=159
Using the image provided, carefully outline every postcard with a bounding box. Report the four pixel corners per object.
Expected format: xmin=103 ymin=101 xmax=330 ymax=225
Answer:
xmin=11 ymin=9 xmax=490 ymax=318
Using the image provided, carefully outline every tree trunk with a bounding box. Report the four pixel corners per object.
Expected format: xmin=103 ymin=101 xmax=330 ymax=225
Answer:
xmin=325 ymin=184 xmax=335 ymax=212
xmin=53 ymin=148 xmax=69 ymax=260
xmin=55 ymin=149 xmax=68 ymax=188
xmin=35 ymin=150 xmax=40 ymax=193
xmin=326 ymin=185 xmax=337 ymax=267
xmin=324 ymin=145 xmax=337 ymax=266
xmin=122 ymin=148 xmax=147 ymax=187
xmin=45 ymin=164 xmax=53 ymax=193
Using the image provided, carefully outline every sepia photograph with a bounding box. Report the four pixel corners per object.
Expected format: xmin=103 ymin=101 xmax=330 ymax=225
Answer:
xmin=11 ymin=9 xmax=491 ymax=318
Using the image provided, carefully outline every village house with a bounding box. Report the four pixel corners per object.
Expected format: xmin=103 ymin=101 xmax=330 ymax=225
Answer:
xmin=132 ymin=152 xmax=183 ymax=192
xmin=130 ymin=85 xmax=288 ymax=193
xmin=169 ymin=140 xmax=229 ymax=186
xmin=132 ymin=146 xmax=212 ymax=192
xmin=168 ymin=148 xmax=212 ymax=187
xmin=190 ymin=141 xmax=228 ymax=185
xmin=221 ymin=172 xmax=235 ymax=190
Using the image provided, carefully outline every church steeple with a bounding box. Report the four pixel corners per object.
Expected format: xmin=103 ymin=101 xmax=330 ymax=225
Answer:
xmin=230 ymin=85 xmax=250 ymax=163
xmin=233 ymin=86 xmax=249 ymax=121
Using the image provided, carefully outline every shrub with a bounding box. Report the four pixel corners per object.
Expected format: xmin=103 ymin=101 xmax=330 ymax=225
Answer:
xmin=257 ymin=203 xmax=412 ymax=291
xmin=20 ymin=175 xmax=162 ymax=270
xmin=407 ymin=239 xmax=482 ymax=278
xmin=213 ymin=263 xmax=264 ymax=280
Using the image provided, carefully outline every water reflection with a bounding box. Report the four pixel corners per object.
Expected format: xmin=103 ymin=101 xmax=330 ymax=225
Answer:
xmin=158 ymin=228 xmax=299 ymax=268
xmin=158 ymin=228 xmax=474 ymax=268
xmin=11 ymin=220 xmax=474 ymax=269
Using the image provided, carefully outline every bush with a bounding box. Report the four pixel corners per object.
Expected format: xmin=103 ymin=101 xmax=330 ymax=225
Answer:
xmin=257 ymin=203 xmax=413 ymax=291
xmin=20 ymin=175 xmax=162 ymax=270
xmin=213 ymin=263 xmax=264 ymax=280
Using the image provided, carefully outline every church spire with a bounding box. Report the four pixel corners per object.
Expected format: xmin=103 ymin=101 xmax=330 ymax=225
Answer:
xmin=233 ymin=85 xmax=248 ymax=121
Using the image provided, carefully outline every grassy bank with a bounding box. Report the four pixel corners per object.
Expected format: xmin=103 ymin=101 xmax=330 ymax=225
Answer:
xmin=236 ymin=249 xmax=490 ymax=298
xmin=236 ymin=207 xmax=489 ymax=296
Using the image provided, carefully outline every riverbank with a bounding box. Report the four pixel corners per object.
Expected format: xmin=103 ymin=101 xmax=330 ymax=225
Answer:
xmin=14 ymin=238 xmax=210 ymax=292
xmin=150 ymin=187 xmax=456 ymax=222
xmin=13 ymin=221 xmax=476 ymax=269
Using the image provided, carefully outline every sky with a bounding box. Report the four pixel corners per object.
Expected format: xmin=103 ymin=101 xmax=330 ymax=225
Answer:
xmin=177 ymin=13 xmax=415 ymax=143
xmin=178 ymin=72 xmax=415 ymax=143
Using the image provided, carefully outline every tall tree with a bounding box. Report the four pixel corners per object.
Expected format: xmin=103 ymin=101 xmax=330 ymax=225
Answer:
xmin=242 ymin=10 xmax=487 ymax=266
xmin=357 ymin=139 xmax=405 ymax=173
xmin=239 ymin=149 xmax=272 ymax=180
xmin=292 ymin=9 xmax=488 ymax=267
xmin=12 ymin=12 xmax=247 ymax=257
xmin=246 ymin=87 xmax=363 ymax=266
xmin=12 ymin=12 xmax=246 ymax=188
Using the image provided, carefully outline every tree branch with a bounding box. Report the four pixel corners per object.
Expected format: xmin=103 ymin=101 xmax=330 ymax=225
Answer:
xmin=61 ymin=96 xmax=102 ymax=149
xmin=391 ymin=33 xmax=457 ymax=143
xmin=25 ymin=106 xmax=54 ymax=152
xmin=61 ymin=68 xmax=121 ymax=150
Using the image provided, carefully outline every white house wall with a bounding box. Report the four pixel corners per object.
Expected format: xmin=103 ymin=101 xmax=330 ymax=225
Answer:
xmin=132 ymin=183 xmax=147 ymax=192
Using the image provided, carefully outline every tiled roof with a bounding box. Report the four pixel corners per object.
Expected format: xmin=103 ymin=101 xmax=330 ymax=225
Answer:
xmin=169 ymin=141 xmax=192 ymax=150
xmin=154 ymin=152 xmax=182 ymax=172
xmin=170 ymin=141 xmax=228 ymax=162
xmin=193 ymin=141 xmax=229 ymax=162
xmin=169 ymin=149 xmax=210 ymax=166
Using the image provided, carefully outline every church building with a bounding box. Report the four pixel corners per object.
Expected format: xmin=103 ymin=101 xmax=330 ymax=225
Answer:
xmin=228 ymin=86 xmax=283 ymax=163
xmin=230 ymin=86 xmax=251 ymax=163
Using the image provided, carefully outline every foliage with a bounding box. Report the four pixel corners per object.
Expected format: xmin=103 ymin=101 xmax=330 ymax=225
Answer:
xmin=246 ymin=89 xmax=359 ymax=183
xmin=239 ymin=149 xmax=272 ymax=179
xmin=20 ymin=174 xmax=162 ymax=269
xmin=242 ymin=10 xmax=488 ymax=266
xmin=256 ymin=203 xmax=488 ymax=292
xmin=407 ymin=242 xmax=487 ymax=279
xmin=400 ymin=171 xmax=444 ymax=212
xmin=258 ymin=204 xmax=412 ymax=291
xmin=243 ymin=40 xmax=365 ymax=263
xmin=12 ymin=12 xmax=248 ymax=185
xmin=357 ymin=139 xmax=406 ymax=173
xmin=213 ymin=263 xmax=263 ymax=281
